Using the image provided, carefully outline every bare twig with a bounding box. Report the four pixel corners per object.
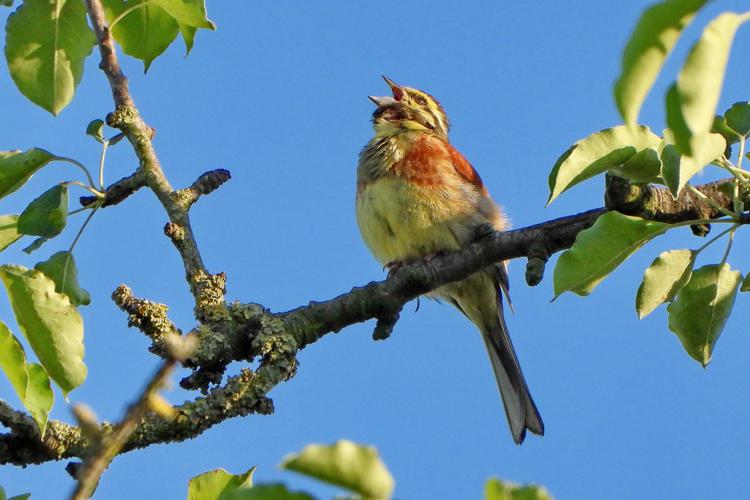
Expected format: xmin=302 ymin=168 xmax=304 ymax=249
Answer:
xmin=84 ymin=0 xmax=223 ymax=310
xmin=70 ymin=360 xmax=178 ymax=500
xmin=79 ymin=171 xmax=147 ymax=207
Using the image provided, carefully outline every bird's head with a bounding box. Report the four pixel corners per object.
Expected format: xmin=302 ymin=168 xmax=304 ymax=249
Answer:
xmin=369 ymin=76 xmax=449 ymax=140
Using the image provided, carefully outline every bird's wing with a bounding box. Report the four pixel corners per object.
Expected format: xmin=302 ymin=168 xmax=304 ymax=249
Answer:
xmin=445 ymin=141 xmax=487 ymax=195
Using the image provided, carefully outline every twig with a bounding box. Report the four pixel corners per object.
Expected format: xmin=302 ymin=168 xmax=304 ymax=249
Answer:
xmin=69 ymin=360 xmax=178 ymax=500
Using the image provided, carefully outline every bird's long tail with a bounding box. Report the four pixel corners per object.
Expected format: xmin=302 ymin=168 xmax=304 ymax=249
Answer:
xmin=481 ymin=308 xmax=544 ymax=444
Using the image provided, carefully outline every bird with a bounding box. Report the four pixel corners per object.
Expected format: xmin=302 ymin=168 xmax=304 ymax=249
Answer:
xmin=355 ymin=76 xmax=544 ymax=444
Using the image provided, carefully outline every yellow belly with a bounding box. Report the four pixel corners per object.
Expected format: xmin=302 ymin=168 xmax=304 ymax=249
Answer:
xmin=356 ymin=177 xmax=467 ymax=265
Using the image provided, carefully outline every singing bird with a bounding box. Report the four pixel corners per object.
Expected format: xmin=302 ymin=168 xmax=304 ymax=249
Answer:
xmin=355 ymin=77 xmax=544 ymax=443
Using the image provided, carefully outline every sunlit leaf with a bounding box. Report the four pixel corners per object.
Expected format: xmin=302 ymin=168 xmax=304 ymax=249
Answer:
xmin=281 ymin=440 xmax=394 ymax=499
xmin=712 ymin=115 xmax=741 ymax=147
xmin=222 ymin=484 xmax=315 ymax=500
xmin=35 ymin=251 xmax=91 ymax=306
xmin=0 ymin=149 xmax=54 ymax=199
xmin=103 ymin=0 xmax=179 ymax=71
xmin=547 ymin=125 xmax=661 ymax=204
xmin=178 ymin=23 xmax=197 ymax=55
xmin=187 ymin=467 xmax=254 ymax=500
xmin=667 ymin=263 xmax=741 ymax=366
xmin=485 ymin=477 xmax=553 ymax=500
xmin=609 ymin=147 xmax=662 ymax=184
xmin=17 ymin=185 xmax=68 ymax=238
xmin=724 ymin=101 xmax=750 ymax=136
xmin=0 ymin=321 xmax=53 ymax=434
xmin=636 ymin=249 xmax=696 ymax=318
xmin=0 ymin=265 xmax=85 ymax=396
xmin=0 ymin=215 xmax=22 ymax=252
xmin=85 ymin=119 xmax=105 ymax=143
xmin=154 ymin=0 xmax=214 ymax=29
xmin=25 ymin=362 xmax=53 ymax=435
xmin=554 ymin=212 xmax=668 ymax=297
xmin=614 ymin=0 xmax=708 ymax=127
xmin=0 ymin=487 xmax=31 ymax=500
xmin=660 ymin=133 xmax=726 ymax=196
xmin=669 ymin=12 xmax=747 ymax=155
xmin=4 ymin=0 xmax=96 ymax=114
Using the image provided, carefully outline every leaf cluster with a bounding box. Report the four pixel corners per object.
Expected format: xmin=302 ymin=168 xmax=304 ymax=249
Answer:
xmin=548 ymin=1 xmax=750 ymax=365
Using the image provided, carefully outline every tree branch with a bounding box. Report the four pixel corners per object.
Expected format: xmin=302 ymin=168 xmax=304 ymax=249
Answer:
xmin=4 ymin=0 xmax=739 ymax=477
xmin=0 ymin=172 xmax=739 ymax=467
xmin=84 ymin=0 xmax=225 ymax=317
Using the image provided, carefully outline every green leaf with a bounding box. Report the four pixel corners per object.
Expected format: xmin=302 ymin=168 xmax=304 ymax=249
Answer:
xmin=4 ymin=0 xmax=96 ymax=114
xmin=222 ymin=484 xmax=315 ymax=500
xmin=485 ymin=477 xmax=553 ymax=500
xmin=670 ymin=12 xmax=748 ymax=155
xmin=609 ymin=147 xmax=662 ymax=184
xmin=281 ymin=440 xmax=394 ymax=499
xmin=0 ymin=149 xmax=54 ymax=199
xmin=178 ymin=23 xmax=197 ymax=55
xmin=636 ymin=249 xmax=696 ymax=319
xmin=103 ymin=0 xmax=179 ymax=72
xmin=35 ymin=251 xmax=91 ymax=306
xmin=25 ymin=362 xmax=54 ymax=435
xmin=547 ymin=125 xmax=661 ymax=204
xmin=0 ymin=265 xmax=85 ymax=396
xmin=22 ymin=237 xmax=49 ymax=255
xmin=554 ymin=212 xmax=668 ymax=297
xmin=724 ymin=101 xmax=750 ymax=136
xmin=0 ymin=489 xmax=31 ymax=500
xmin=660 ymin=133 xmax=726 ymax=197
xmin=0 ymin=321 xmax=53 ymax=434
xmin=153 ymin=0 xmax=215 ymax=29
xmin=17 ymin=185 xmax=68 ymax=238
xmin=614 ymin=0 xmax=708 ymax=127
xmin=667 ymin=263 xmax=741 ymax=366
xmin=666 ymin=83 xmax=694 ymax=155
xmin=0 ymin=215 xmax=22 ymax=252
xmin=712 ymin=115 xmax=741 ymax=146
xmin=187 ymin=467 xmax=254 ymax=500
xmin=85 ymin=119 xmax=105 ymax=143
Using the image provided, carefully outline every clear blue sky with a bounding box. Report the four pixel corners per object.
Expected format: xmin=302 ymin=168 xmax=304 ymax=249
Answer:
xmin=2 ymin=1 xmax=750 ymax=498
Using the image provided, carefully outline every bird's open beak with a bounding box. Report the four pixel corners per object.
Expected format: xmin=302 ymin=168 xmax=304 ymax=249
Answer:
xmin=368 ymin=95 xmax=397 ymax=106
xmin=368 ymin=75 xmax=404 ymax=106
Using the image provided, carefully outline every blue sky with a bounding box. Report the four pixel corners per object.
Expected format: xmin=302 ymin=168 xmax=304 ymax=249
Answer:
xmin=2 ymin=1 xmax=750 ymax=498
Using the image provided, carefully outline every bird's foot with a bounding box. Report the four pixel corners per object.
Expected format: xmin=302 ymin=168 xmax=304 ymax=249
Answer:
xmin=384 ymin=260 xmax=405 ymax=278
xmin=473 ymin=222 xmax=496 ymax=241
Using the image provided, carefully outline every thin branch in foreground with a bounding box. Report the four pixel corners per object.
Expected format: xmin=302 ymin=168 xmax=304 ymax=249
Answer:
xmin=69 ymin=360 xmax=178 ymax=500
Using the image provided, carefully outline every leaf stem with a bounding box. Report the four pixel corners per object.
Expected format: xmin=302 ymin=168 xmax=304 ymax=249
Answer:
xmin=53 ymin=157 xmax=96 ymax=188
xmin=686 ymin=184 xmax=738 ymax=220
xmin=98 ymin=141 xmax=109 ymax=190
xmin=719 ymin=225 xmax=737 ymax=266
xmin=738 ymin=137 xmax=746 ymax=171
xmin=68 ymin=208 xmax=98 ymax=254
xmin=65 ymin=181 xmax=104 ymax=197
xmin=108 ymin=0 xmax=156 ymax=29
xmin=696 ymin=225 xmax=736 ymax=253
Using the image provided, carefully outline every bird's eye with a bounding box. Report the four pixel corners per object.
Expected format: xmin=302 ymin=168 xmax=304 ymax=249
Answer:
xmin=413 ymin=94 xmax=427 ymax=106
xmin=392 ymin=86 xmax=404 ymax=101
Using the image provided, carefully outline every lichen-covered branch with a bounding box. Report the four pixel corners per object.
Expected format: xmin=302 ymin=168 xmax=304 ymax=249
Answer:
xmin=605 ymin=175 xmax=735 ymax=222
xmin=84 ymin=0 xmax=225 ymax=310
xmin=3 ymin=0 xmax=740 ymax=479
xmin=0 ymin=170 xmax=740 ymax=467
